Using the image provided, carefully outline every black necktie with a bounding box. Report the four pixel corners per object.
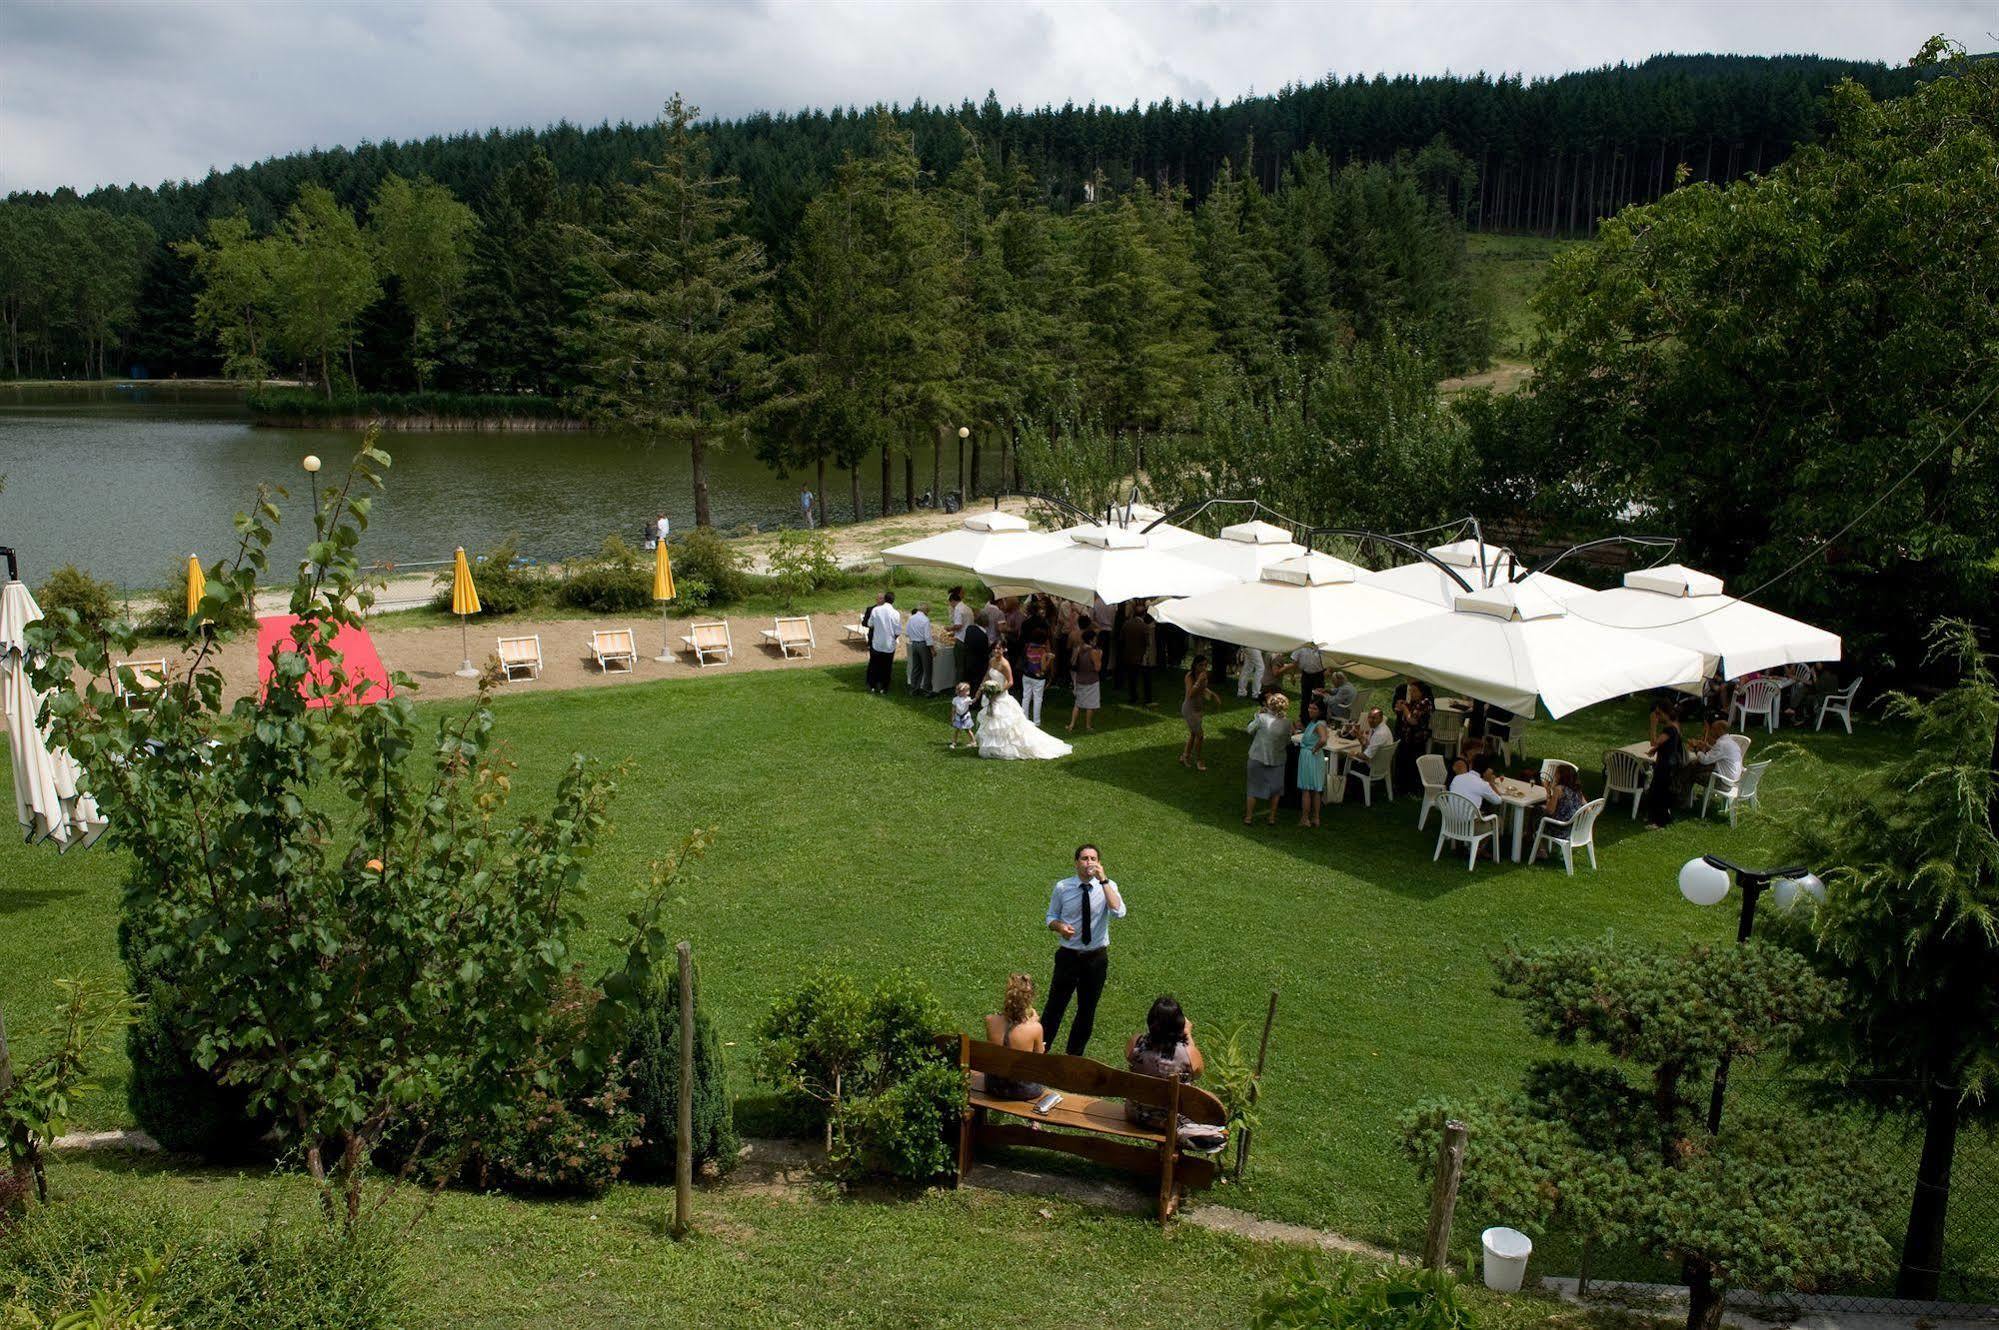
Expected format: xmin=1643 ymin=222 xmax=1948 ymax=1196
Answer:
xmin=1077 ymin=876 xmax=1094 ymax=949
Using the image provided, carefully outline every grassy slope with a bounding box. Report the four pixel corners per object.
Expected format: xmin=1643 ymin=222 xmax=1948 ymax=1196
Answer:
xmin=1466 ymin=232 xmax=1579 ymax=363
xmin=1 ymin=663 xmax=1889 ymax=1253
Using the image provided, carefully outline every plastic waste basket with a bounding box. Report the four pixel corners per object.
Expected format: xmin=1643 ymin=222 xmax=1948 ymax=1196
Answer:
xmin=1480 ymin=1226 xmax=1532 ymax=1292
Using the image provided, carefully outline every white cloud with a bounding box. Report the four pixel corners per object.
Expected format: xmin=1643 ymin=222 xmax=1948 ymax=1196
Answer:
xmin=1 ymin=0 xmax=1984 ymax=195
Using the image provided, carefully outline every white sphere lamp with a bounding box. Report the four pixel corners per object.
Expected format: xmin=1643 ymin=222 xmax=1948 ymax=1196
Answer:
xmin=302 ymin=454 xmax=322 ymax=474
xmin=1770 ymin=877 xmax=1801 ymax=912
xmin=1795 ymin=872 xmax=1826 ymax=905
xmin=1678 ymin=857 xmax=1731 ymax=907
xmin=957 ymin=425 xmax=970 ymax=440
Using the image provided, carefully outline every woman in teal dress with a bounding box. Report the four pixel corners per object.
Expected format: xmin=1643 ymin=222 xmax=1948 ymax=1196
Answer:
xmin=1295 ymin=697 xmax=1332 ymax=827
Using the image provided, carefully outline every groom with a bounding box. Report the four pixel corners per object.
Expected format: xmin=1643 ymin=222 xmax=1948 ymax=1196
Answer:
xmin=1041 ymin=843 xmax=1125 ymax=1057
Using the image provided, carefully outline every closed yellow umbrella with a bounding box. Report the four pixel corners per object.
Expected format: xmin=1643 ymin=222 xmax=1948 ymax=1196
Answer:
xmin=184 ymin=554 xmax=205 ymax=618
xmin=451 ymin=547 xmax=482 ymax=678
xmin=651 ymin=539 xmax=676 ymax=663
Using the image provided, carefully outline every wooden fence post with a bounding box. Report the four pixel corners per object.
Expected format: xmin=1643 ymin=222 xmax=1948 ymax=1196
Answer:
xmin=1422 ymin=1119 xmax=1470 ymax=1271
xmin=1234 ymin=989 xmax=1278 ymax=1181
xmin=673 ymin=941 xmax=693 ymax=1241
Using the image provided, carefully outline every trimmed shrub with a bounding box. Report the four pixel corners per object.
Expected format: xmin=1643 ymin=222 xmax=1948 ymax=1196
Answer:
xmin=0 ymin=1196 xmax=404 ymax=1330
xmin=669 ymin=528 xmax=747 ymax=604
xmin=1253 ymin=1259 xmax=1472 ymax=1330
xmin=624 ymin=968 xmax=737 ymax=1180
xmin=765 ymin=529 xmax=839 ymax=610
xmin=426 ymin=537 xmax=549 ymax=617
xmin=125 ymin=984 xmax=269 ymax=1160
xmin=133 ymin=562 xmax=254 ymax=639
xmin=555 ymin=536 xmax=651 ymax=613
xmin=34 ymin=566 xmax=118 ymax=636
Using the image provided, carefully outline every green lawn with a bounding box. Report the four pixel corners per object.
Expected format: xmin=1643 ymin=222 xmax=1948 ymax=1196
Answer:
xmin=1 ymin=660 xmax=1887 ymax=1257
xmin=1467 ymin=233 xmax=1579 ymax=361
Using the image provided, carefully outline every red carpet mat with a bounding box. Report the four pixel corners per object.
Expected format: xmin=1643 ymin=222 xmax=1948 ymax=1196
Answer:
xmin=256 ymin=615 xmax=395 ymax=708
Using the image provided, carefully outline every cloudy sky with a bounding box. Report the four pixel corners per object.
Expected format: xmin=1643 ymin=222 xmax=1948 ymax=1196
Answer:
xmin=3 ymin=0 xmax=1990 ymax=196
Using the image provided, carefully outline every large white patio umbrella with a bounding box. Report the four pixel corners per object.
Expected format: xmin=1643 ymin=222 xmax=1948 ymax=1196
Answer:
xmin=1166 ymin=519 xmax=1307 ymax=582
xmin=1322 ymin=579 xmax=1711 ymax=719
xmin=979 ymin=524 xmax=1241 ymax=606
xmin=2 ymin=580 xmax=106 ymax=850
xmin=881 ymin=510 xmax=1069 ymax=577
xmin=1565 ymin=563 xmax=1840 ymax=680
xmin=1362 ymin=539 xmax=1589 ymax=611
xmin=1102 ymin=502 xmax=1210 ymax=551
xmin=1154 ymin=551 xmax=1438 ymax=659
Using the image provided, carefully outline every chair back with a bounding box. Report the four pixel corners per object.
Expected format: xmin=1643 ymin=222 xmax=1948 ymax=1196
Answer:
xmin=1604 ymin=748 xmax=1649 ymax=791
xmin=1369 ymin=739 xmax=1399 ymax=775
xmin=1539 ymin=758 xmax=1578 ymax=786
xmin=1735 ymin=759 xmax=1771 ymax=801
xmin=776 ymin=615 xmax=813 ymax=644
xmin=1416 ymin=753 xmax=1448 ymax=792
xmin=498 ymin=635 xmax=541 ymax=664
xmin=1739 ymin=678 xmax=1783 ymax=710
xmin=1569 ymin=798 xmax=1605 ymax=845
xmin=1432 ymin=709 xmax=1465 ymax=743
xmin=1834 ymin=677 xmax=1862 ymax=704
xmin=1438 ymin=791 xmax=1483 ymax=839
xmin=595 ymin=629 xmax=634 ymax=655
xmin=693 ymin=622 xmax=729 ymax=648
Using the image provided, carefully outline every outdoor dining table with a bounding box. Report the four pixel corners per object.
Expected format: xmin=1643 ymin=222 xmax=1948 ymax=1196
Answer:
xmin=1489 ymin=775 xmax=1548 ymax=862
xmin=1613 ymin=740 xmax=1657 ymax=765
xmin=1318 ymin=733 xmax=1363 ymax=804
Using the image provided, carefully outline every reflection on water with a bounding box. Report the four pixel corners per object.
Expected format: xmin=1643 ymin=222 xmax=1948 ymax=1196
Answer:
xmin=0 ymin=385 xmax=984 ymax=588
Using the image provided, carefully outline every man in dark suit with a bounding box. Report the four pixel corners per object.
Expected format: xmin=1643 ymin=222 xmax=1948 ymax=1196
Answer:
xmin=959 ymin=619 xmax=991 ymax=690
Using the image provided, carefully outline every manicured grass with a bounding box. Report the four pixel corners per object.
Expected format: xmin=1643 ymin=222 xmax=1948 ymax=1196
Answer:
xmin=1467 ymin=232 xmax=1579 ymax=361
xmin=0 ymin=661 xmax=1893 ymax=1256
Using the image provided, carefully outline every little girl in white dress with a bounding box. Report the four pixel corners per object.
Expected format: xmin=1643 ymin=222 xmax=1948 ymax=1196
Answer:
xmin=949 ymin=682 xmax=976 ymax=749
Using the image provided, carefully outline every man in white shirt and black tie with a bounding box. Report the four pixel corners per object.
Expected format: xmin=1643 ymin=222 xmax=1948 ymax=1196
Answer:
xmin=1041 ymin=843 xmax=1126 ymax=1056
xmin=865 ymin=591 xmax=901 ymax=694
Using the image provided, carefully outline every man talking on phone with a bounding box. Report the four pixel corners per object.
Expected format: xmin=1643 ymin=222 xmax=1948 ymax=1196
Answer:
xmin=1041 ymin=843 xmax=1126 ymax=1056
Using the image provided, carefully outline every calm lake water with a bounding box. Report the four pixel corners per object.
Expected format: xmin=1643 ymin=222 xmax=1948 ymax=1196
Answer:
xmin=0 ymin=385 xmax=971 ymax=589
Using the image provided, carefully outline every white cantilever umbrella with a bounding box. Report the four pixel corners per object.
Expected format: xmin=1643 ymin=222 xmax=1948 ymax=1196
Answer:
xmin=1564 ymin=563 xmax=1840 ymax=680
xmin=1099 ymin=502 xmax=1210 ymax=551
xmin=1166 ymin=519 xmax=1307 ymax=581
xmin=1363 ymin=539 xmax=1589 ymax=611
xmin=979 ymin=524 xmax=1240 ymax=606
xmin=1322 ymin=579 xmax=1711 ymax=719
xmin=1155 ymin=551 xmax=1438 ymax=660
xmin=881 ymin=510 xmax=1069 ymax=576
xmin=2 ymin=580 xmax=106 ymax=850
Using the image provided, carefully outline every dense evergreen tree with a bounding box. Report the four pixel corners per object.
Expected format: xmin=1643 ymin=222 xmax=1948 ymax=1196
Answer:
xmin=446 ymin=148 xmax=590 ymax=397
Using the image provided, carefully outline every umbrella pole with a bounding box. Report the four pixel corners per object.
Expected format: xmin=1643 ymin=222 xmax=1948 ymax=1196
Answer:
xmin=455 ymin=614 xmax=479 ymax=678
xmin=655 ymin=605 xmax=674 ymax=663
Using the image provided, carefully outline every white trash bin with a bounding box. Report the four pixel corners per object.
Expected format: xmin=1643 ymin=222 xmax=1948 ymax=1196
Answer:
xmin=1480 ymin=1226 xmax=1532 ymax=1292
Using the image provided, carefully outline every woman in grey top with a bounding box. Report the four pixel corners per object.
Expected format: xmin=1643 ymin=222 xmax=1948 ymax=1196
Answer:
xmin=1243 ymin=692 xmax=1291 ymax=825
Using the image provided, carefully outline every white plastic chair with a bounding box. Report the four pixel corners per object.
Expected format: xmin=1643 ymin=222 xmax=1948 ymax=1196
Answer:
xmin=1531 ymin=798 xmax=1604 ymax=875
xmin=1699 ymin=759 xmax=1771 ymax=826
xmin=1602 ymin=748 xmax=1653 ymax=820
xmin=1434 ymin=791 xmax=1499 ymax=870
xmin=1489 ymin=716 xmax=1528 ymax=765
xmin=1428 ymin=709 xmax=1465 ymax=760
xmin=1538 ymin=758 xmax=1579 ymax=788
xmin=1348 ymin=740 xmax=1398 ymax=806
xmin=1730 ymin=678 xmax=1784 ymax=734
xmin=1815 ymin=677 xmax=1862 ymax=733
xmin=1415 ymin=753 xmax=1449 ymax=829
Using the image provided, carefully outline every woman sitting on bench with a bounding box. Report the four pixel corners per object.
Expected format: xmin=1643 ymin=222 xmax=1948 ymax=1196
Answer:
xmin=982 ymin=973 xmax=1047 ymax=1099
xmin=1124 ymin=995 xmax=1224 ymax=1152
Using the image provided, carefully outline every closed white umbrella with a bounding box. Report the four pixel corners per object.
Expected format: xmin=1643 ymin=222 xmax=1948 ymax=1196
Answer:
xmin=1155 ymin=551 xmax=1437 ymax=659
xmin=1167 ymin=519 xmax=1307 ymax=581
xmin=1322 ymin=579 xmax=1711 ymax=719
xmin=2 ymin=581 xmax=106 ymax=850
xmin=1565 ymin=563 xmax=1840 ymax=680
xmin=881 ymin=510 xmax=1068 ymax=576
xmin=979 ymin=524 xmax=1241 ymax=606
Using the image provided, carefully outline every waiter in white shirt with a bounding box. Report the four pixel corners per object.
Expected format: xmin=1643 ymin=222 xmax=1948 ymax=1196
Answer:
xmin=865 ymin=591 xmax=902 ymax=695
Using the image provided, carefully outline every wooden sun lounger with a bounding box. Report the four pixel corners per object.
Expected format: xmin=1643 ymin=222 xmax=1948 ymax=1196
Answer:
xmin=496 ymin=634 xmax=543 ymax=681
xmin=588 ymin=628 xmax=637 ymax=672
xmin=113 ymin=658 xmax=169 ymax=708
xmin=679 ymin=620 xmax=734 ymax=667
xmin=760 ymin=616 xmax=816 ymax=659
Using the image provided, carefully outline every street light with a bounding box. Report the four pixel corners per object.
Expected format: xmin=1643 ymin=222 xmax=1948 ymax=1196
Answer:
xmin=303 ymin=453 xmax=322 ymax=513
xmin=1678 ymin=854 xmax=1823 ymax=1132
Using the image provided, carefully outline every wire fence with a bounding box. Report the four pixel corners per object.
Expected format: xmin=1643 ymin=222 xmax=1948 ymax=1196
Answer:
xmin=1557 ymin=1071 xmax=1999 ymax=1316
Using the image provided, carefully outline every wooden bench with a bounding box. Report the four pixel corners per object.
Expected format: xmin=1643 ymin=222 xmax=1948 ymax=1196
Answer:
xmin=949 ymin=1036 xmax=1227 ymax=1224
xmin=760 ymin=615 xmax=815 ymax=659
xmin=679 ymin=620 xmax=733 ymax=667
xmin=588 ymin=628 xmax=637 ymax=672
xmin=496 ymin=634 xmax=543 ymax=680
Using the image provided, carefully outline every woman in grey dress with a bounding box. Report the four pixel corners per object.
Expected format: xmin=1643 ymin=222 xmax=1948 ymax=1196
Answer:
xmin=1243 ymin=692 xmax=1291 ymax=825
xmin=1178 ymin=654 xmax=1217 ymax=771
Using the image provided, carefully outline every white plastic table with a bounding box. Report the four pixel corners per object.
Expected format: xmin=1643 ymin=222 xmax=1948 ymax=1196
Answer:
xmin=1490 ymin=776 xmax=1548 ymax=862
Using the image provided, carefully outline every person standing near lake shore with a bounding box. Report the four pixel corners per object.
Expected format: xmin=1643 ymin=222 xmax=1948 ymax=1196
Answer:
xmin=799 ymin=486 xmax=815 ymax=528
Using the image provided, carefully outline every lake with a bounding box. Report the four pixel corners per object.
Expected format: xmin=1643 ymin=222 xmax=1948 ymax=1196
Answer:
xmin=0 ymin=385 xmax=985 ymax=589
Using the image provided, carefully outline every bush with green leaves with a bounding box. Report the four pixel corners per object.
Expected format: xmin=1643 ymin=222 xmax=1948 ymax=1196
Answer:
xmin=668 ymin=527 xmax=746 ymax=604
xmin=29 ymin=437 xmax=702 ymax=1229
xmin=754 ymin=969 xmax=963 ymax=1182
xmin=1401 ymin=938 xmax=1893 ymax=1330
xmin=1 ymin=980 xmax=135 ymax=1216
xmin=555 ymin=536 xmax=652 ymax=614
xmin=624 ymin=965 xmax=736 ymax=1180
xmin=427 ymin=536 xmax=549 ymax=617
xmin=32 ymin=567 xmax=118 ymax=638
xmin=1253 ymin=1258 xmax=1471 ymax=1330
xmin=0 ymin=1196 xmax=402 ymax=1329
xmin=132 ymin=561 xmax=254 ymax=640
xmin=764 ymin=529 xmax=840 ymax=611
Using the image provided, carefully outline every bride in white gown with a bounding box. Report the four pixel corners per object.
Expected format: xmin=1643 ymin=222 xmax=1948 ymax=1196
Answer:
xmin=977 ymin=656 xmax=1073 ymax=760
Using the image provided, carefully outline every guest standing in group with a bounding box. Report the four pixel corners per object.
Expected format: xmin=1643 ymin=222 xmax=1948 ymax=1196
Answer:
xmin=1021 ymin=626 xmax=1052 ymax=725
xmin=1640 ymin=703 xmax=1691 ymax=828
xmin=1067 ymin=630 xmax=1104 ymax=733
xmin=864 ymin=591 xmax=901 ymax=695
xmin=1295 ymin=697 xmax=1333 ymax=827
xmin=1179 ymin=654 xmax=1217 ymax=771
xmin=1119 ymin=608 xmax=1155 ymax=705
xmin=959 ymin=616 xmax=992 ymax=692
xmin=1291 ymin=645 xmax=1326 ymax=701
xmin=1042 ymin=844 xmax=1125 ymax=1057
xmin=948 ymin=586 xmax=974 ymax=642
xmin=1393 ymin=681 xmax=1434 ymax=793
xmin=1244 ymin=693 xmax=1291 ymax=825
xmin=905 ymin=602 xmax=934 ymax=696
